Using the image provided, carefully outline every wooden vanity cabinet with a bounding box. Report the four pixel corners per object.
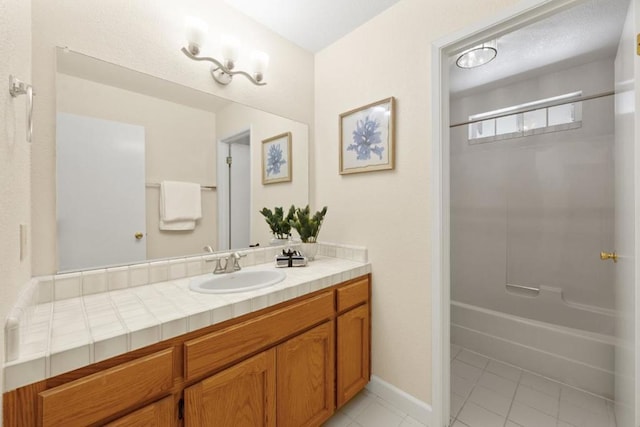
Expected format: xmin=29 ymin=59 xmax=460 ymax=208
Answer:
xmin=336 ymin=278 xmax=371 ymax=408
xmin=2 ymin=274 xmax=371 ymax=427
xmin=104 ymin=396 xmax=175 ymax=427
xmin=184 ymin=320 xmax=335 ymax=427
xmin=276 ymin=320 xmax=335 ymax=426
xmin=38 ymin=348 xmax=175 ymax=427
xmin=184 ymin=349 xmax=277 ymax=426
xmin=183 ymin=292 xmax=336 ymax=427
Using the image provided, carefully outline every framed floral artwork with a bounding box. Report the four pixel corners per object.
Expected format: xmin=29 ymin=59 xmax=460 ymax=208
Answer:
xmin=262 ymin=132 xmax=292 ymax=184
xmin=339 ymin=97 xmax=395 ymax=174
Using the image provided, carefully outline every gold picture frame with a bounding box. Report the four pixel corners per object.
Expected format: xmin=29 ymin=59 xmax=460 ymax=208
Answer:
xmin=339 ymin=97 xmax=395 ymax=174
xmin=262 ymin=132 xmax=292 ymax=184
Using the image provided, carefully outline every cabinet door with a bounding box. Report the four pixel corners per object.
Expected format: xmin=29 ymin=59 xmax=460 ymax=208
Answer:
xmin=184 ymin=349 xmax=276 ymax=427
xmin=104 ymin=396 xmax=174 ymax=427
xmin=337 ymin=303 xmax=370 ymax=407
xmin=277 ymin=321 xmax=335 ymax=427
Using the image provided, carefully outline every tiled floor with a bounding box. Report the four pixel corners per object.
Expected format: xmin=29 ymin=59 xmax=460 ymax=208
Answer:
xmin=323 ymin=389 xmax=426 ymax=427
xmin=450 ymin=345 xmax=617 ymax=427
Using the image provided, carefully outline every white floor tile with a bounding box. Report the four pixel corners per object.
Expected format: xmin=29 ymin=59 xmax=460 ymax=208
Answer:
xmin=372 ymin=395 xmax=407 ymax=418
xmin=341 ymin=391 xmax=375 ymax=419
xmin=452 ymin=374 xmax=475 ymax=397
xmin=558 ymin=398 xmax=587 ymax=426
xmin=477 ymin=371 xmax=518 ymax=398
xmin=468 ymin=384 xmax=512 ymax=416
xmin=323 ymin=411 xmax=352 ymax=427
xmin=354 ymin=401 xmax=404 ymax=427
xmin=560 ymin=386 xmax=609 ymax=417
xmin=451 ymin=392 xmax=466 ymax=418
xmin=457 ymin=401 xmax=506 ymax=427
xmin=399 ymin=415 xmax=426 ymax=427
xmin=508 ymin=401 xmax=557 ymax=427
xmin=326 ymin=349 xmax=617 ymax=427
xmin=451 ymin=359 xmax=483 ymax=383
xmin=514 ymin=384 xmax=559 ymax=417
xmin=520 ymin=372 xmax=561 ymax=399
xmin=456 ymin=349 xmax=490 ymax=369
xmin=486 ymin=359 xmax=522 ymax=382
xmin=559 ymin=398 xmax=610 ymax=427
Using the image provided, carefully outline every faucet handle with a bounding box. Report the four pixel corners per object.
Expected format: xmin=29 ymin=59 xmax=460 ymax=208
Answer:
xmin=213 ymin=258 xmax=225 ymax=274
xmin=231 ymin=252 xmax=246 ymax=271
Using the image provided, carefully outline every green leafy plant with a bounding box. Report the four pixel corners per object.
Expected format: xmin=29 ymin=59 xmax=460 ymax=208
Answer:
xmin=259 ymin=205 xmax=296 ymax=239
xmin=290 ymin=205 xmax=328 ymax=243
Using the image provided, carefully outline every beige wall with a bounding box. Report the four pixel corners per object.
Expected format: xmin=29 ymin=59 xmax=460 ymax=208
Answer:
xmin=31 ymin=0 xmax=315 ymax=275
xmin=216 ymin=102 xmax=309 ymax=246
xmin=314 ymin=0 xmax=519 ymax=403
xmin=57 ymin=73 xmax=218 ymax=263
xmin=0 ymin=0 xmax=32 ymax=418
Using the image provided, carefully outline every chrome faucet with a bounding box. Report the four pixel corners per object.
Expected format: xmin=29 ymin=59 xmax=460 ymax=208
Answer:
xmin=213 ymin=252 xmax=246 ymax=274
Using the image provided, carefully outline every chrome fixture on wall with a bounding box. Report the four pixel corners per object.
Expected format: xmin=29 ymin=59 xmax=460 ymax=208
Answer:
xmin=456 ymin=39 xmax=497 ymax=69
xmin=9 ymin=75 xmax=34 ymax=142
xmin=182 ymin=17 xmax=269 ymax=86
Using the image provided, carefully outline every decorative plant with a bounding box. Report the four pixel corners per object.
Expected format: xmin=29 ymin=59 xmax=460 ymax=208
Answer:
xmin=259 ymin=205 xmax=296 ymax=239
xmin=289 ymin=205 xmax=328 ymax=243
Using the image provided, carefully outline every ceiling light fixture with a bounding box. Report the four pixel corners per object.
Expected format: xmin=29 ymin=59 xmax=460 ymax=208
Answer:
xmin=182 ymin=16 xmax=269 ymax=86
xmin=456 ymin=40 xmax=497 ymax=69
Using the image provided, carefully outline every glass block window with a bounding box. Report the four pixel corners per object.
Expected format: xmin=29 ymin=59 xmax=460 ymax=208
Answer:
xmin=468 ymin=119 xmax=496 ymax=139
xmin=523 ymin=108 xmax=547 ymax=131
xmin=467 ymin=92 xmax=582 ymax=143
xmin=496 ymin=115 xmax=519 ymax=135
xmin=548 ymin=103 xmax=576 ymax=126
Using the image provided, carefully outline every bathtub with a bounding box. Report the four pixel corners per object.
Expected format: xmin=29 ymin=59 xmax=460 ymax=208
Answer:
xmin=451 ymin=286 xmax=616 ymax=399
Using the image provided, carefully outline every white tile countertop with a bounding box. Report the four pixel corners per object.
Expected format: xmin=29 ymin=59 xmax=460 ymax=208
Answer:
xmin=3 ymin=243 xmax=370 ymax=392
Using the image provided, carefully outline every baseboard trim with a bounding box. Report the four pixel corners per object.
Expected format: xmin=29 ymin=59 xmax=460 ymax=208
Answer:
xmin=366 ymin=375 xmax=433 ymax=426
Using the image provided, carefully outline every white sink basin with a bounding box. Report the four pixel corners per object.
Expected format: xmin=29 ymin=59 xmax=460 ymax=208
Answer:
xmin=189 ymin=270 xmax=286 ymax=294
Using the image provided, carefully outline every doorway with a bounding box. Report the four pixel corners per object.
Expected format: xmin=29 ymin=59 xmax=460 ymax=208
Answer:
xmin=430 ymin=0 xmax=638 ymax=426
xmin=217 ymin=130 xmax=251 ymax=251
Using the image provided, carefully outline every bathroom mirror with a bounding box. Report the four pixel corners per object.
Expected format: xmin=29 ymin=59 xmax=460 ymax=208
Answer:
xmin=55 ymin=48 xmax=309 ymax=272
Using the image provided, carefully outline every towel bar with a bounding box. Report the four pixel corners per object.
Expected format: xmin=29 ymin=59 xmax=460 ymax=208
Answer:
xmin=145 ymin=183 xmax=216 ymax=190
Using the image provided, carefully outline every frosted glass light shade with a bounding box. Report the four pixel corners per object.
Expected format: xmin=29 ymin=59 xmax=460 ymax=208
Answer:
xmin=185 ymin=17 xmax=208 ymax=54
xmin=220 ymin=35 xmax=241 ymax=63
xmin=251 ymin=51 xmax=270 ymax=74
xmin=456 ymin=40 xmax=497 ymax=69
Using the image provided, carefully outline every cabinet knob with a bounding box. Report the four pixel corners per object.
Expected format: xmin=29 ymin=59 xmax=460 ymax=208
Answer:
xmin=135 ymin=232 xmax=144 ymax=240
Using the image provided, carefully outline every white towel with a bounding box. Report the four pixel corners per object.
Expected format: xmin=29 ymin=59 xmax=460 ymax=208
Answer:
xmin=159 ymin=218 xmax=197 ymax=231
xmin=159 ymin=180 xmax=202 ymax=231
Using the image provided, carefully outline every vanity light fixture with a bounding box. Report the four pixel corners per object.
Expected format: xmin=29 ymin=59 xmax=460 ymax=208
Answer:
xmin=182 ymin=16 xmax=269 ymax=86
xmin=456 ymin=39 xmax=497 ymax=69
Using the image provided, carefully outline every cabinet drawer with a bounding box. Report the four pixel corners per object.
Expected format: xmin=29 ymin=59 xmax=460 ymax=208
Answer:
xmin=337 ymin=277 xmax=369 ymax=312
xmin=38 ymin=348 xmax=174 ymax=427
xmin=185 ymin=291 xmax=334 ymax=381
